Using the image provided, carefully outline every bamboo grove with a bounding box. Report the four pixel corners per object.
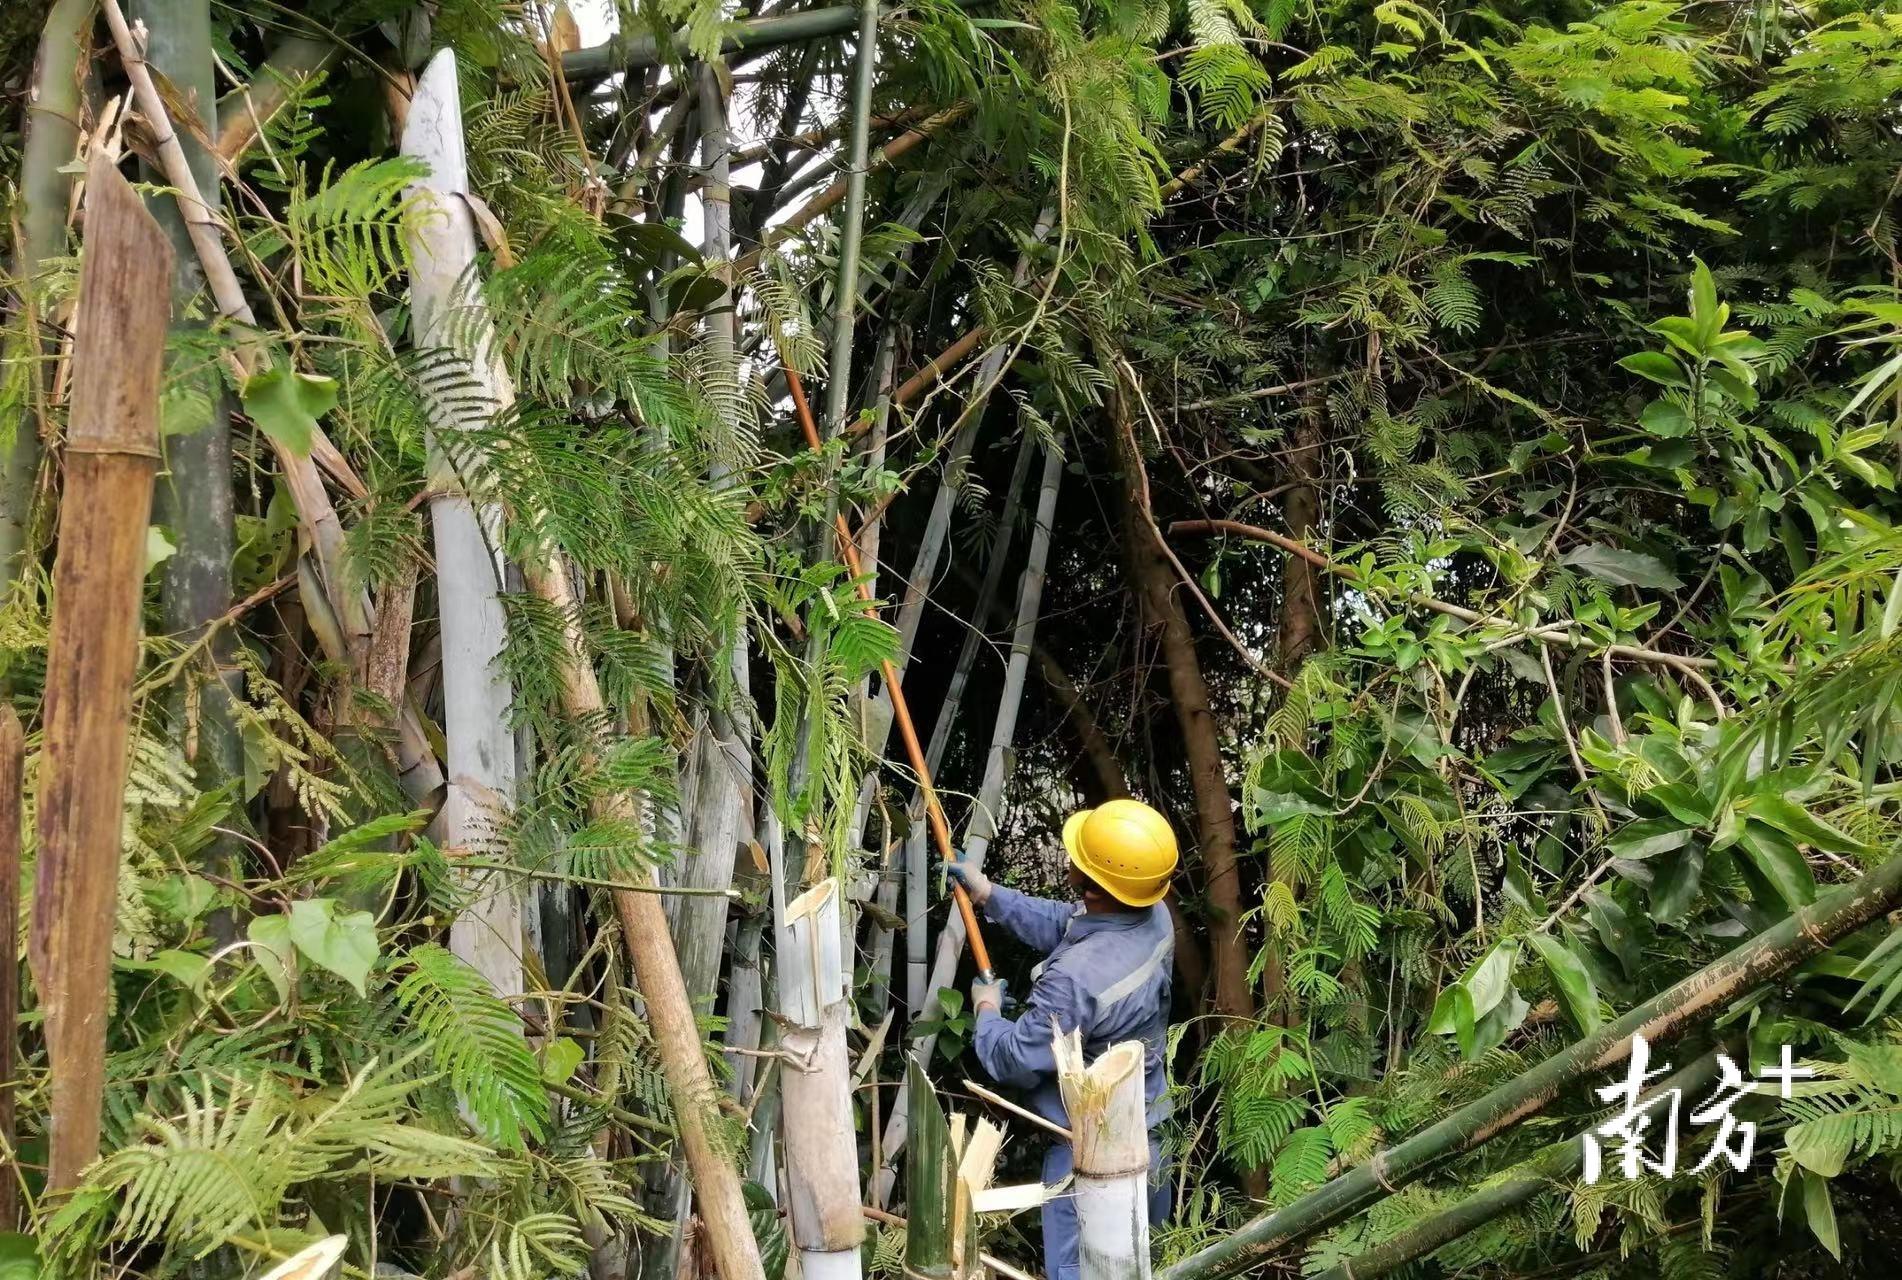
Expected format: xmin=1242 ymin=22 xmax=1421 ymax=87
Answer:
xmin=4 ymin=0 xmax=1902 ymax=1277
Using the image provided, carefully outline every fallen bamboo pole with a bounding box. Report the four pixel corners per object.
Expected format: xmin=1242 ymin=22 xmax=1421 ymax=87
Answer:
xmin=0 ymin=705 xmax=22 ymax=1228
xmin=30 ymin=153 xmax=174 ymax=1192
xmin=1157 ymin=854 xmax=1902 ymax=1280
xmin=1310 ymin=1051 xmax=1725 ymax=1280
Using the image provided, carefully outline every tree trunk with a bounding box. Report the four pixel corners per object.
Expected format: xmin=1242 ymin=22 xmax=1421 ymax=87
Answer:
xmin=401 ymin=49 xmax=523 ymax=1001
xmin=1261 ymin=401 xmax=1328 ymax=1015
xmin=1 ymin=0 xmax=94 ymax=593
xmin=1158 ymin=853 xmax=1902 ymax=1280
xmin=1110 ymin=386 xmax=1251 ymax=1023
xmin=1275 ymin=405 xmax=1327 ymax=672
xmin=876 ymin=440 xmax=1063 ymax=1201
xmin=29 ymin=155 xmax=172 ymax=1191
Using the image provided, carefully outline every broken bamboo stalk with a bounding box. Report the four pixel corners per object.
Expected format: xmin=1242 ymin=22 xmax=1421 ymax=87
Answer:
xmin=780 ymin=879 xmax=866 ymax=1280
xmin=1157 ymin=853 xmax=1902 ymax=1280
xmin=0 ymin=705 xmax=22 ymax=1228
xmin=1055 ymin=1033 xmax=1151 ymax=1280
xmin=30 ymin=153 xmax=173 ymax=1192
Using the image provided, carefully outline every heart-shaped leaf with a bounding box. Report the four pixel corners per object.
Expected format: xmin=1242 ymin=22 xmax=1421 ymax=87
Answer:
xmin=241 ymin=361 xmax=338 ymax=457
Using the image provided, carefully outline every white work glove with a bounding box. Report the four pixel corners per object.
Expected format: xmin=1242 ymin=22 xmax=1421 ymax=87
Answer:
xmin=971 ymin=977 xmax=1008 ymax=1015
xmin=946 ymin=850 xmax=992 ymax=905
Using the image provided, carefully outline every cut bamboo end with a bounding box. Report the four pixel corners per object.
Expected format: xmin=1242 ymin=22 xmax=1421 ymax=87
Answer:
xmin=785 ymin=876 xmax=845 ymax=1027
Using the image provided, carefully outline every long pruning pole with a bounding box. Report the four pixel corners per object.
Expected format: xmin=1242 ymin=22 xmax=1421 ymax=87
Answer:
xmin=1158 ymin=853 xmax=1902 ymax=1280
xmin=781 ymin=368 xmax=996 ymax=981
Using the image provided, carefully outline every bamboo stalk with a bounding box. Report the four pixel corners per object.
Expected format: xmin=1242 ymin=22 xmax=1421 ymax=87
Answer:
xmin=905 ymin=1057 xmax=958 ymax=1280
xmin=1310 ymin=1052 xmax=1725 ymax=1280
xmin=1157 ymin=855 xmax=1902 ymax=1280
xmin=1056 ymin=1034 xmax=1151 ymax=1280
xmin=641 ymin=68 xmax=759 ymax=1279
xmin=0 ymin=705 xmax=22 ymax=1228
xmin=1 ymin=0 xmax=95 ymax=591
xmin=402 ymin=49 xmax=523 ymax=1002
xmin=214 ymin=35 xmax=336 ymax=164
xmin=780 ymin=880 xmax=866 ymax=1280
xmin=29 ymin=153 xmax=174 ymax=1191
xmin=877 ymin=439 xmax=1065 ymax=1200
xmin=819 ymin=0 xmax=880 ymax=442
xmin=562 ymin=6 xmax=868 ymax=80
xmin=98 ymin=0 xmax=445 ymax=805
xmin=137 ymin=0 xmax=244 ymax=909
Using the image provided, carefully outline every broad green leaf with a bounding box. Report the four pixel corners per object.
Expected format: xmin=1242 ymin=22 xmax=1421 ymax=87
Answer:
xmin=542 ymin=1036 xmax=586 ymax=1086
xmin=1802 ymin=1171 xmax=1841 ymax=1260
xmin=0 ymin=1234 xmax=39 ymax=1280
xmin=240 ymin=361 xmax=338 ymax=457
xmin=1786 ymin=1116 xmax=1851 ymax=1178
xmin=1737 ymin=823 xmax=1817 ymax=909
xmin=1585 ymin=890 xmax=1641 ymax=979
xmin=1608 ymin=817 xmax=1692 ymax=861
xmin=1525 ymin=932 xmax=1601 ymax=1031
xmin=1690 ymin=258 xmax=1723 ymax=346
xmin=118 ymin=949 xmax=213 ymax=993
xmin=1465 ymin=940 xmax=1519 ymax=1018
xmin=144 ymin=525 xmax=176 ymax=572
xmin=1617 ymin=351 xmax=1689 ymax=389
xmin=287 ymin=898 xmax=379 ymax=997
xmin=1647 ymin=842 xmax=1706 ymax=924
xmin=247 ymin=914 xmax=295 ymax=1004
xmin=1639 ymin=399 xmax=1693 ymax=438
xmin=1741 ymin=793 xmax=1869 ymax=855
xmin=1561 ymin=544 xmax=1684 ymax=590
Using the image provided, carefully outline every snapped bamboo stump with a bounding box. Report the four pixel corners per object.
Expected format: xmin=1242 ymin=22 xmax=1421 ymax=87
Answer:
xmin=30 ymin=153 xmax=174 ymax=1191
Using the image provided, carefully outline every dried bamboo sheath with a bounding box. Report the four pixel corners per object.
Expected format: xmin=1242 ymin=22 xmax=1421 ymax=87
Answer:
xmin=30 ymin=155 xmax=173 ymax=1191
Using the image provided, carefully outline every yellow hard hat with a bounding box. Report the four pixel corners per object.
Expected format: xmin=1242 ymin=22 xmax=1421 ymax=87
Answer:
xmin=1061 ymin=799 xmax=1179 ymax=908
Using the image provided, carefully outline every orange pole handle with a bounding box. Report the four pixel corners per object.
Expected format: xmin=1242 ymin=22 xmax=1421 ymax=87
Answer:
xmin=784 ymin=365 xmax=997 ymax=981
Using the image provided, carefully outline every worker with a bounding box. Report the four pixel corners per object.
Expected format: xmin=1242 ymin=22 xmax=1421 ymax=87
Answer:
xmin=948 ymin=798 xmax=1179 ymax=1280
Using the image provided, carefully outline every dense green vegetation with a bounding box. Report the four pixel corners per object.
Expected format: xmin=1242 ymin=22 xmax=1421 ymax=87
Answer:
xmin=4 ymin=0 xmax=1902 ymax=1277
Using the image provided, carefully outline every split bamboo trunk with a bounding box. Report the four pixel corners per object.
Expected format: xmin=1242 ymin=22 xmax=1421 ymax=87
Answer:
xmin=1056 ymin=1033 xmax=1151 ymax=1280
xmin=30 ymin=154 xmax=173 ymax=1191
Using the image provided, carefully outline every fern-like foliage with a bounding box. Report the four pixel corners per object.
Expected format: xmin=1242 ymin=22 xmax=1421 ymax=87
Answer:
xmin=392 ymin=944 xmax=551 ymax=1149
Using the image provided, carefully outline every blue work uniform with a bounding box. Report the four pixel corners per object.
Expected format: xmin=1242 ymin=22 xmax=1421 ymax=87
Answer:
xmin=971 ymin=885 xmax=1174 ymax=1280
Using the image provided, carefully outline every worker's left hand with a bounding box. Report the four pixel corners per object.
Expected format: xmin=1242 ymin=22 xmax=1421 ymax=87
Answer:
xmin=971 ymin=977 xmax=1007 ymax=1015
xmin=946 ymin=851 xmax=992 ymax=904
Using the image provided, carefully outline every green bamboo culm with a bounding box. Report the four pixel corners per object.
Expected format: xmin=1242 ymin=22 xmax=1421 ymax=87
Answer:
xmin=1159 ymin=854 xmax=1902 ymax=1280
xmin=904 ymin=1056 xmax=956 ymax=1280
xmin=0 ymin=0 xmax=97 ymax=599
xmin=1310 ymin=1053 xmax=1726 ymax=1280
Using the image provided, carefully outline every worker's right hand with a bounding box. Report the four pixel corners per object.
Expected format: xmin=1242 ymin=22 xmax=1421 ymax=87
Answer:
xmin=946 ymin=852 xmax=992 ymax=905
